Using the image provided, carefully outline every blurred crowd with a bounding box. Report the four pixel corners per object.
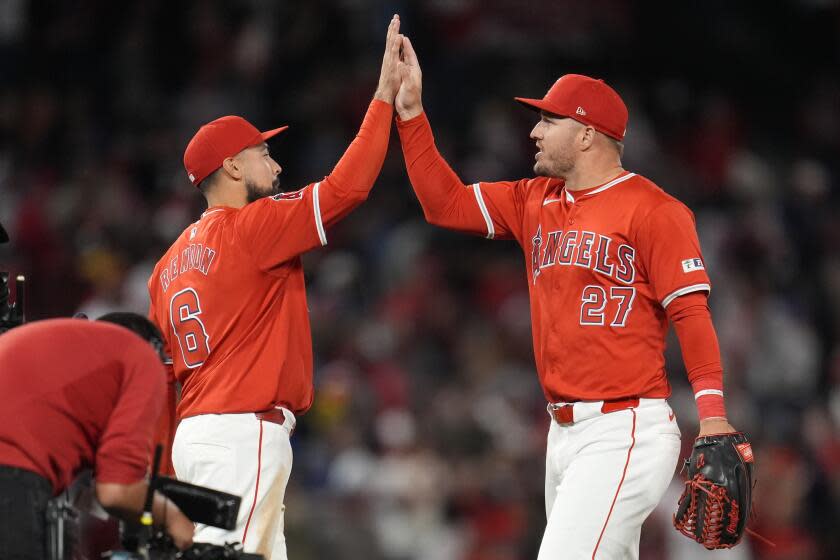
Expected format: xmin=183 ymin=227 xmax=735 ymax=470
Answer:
xmin=1 ymin=1 xmax=839 ymax=559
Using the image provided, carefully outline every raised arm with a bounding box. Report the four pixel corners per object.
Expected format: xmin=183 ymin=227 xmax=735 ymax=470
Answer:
xmin=236 ymin=16 xmax=404 ymax=267
xmin=316 ymin=14 xmax=404 ymax=226
xmin=395 ymin=37 xmax=527 ymax=240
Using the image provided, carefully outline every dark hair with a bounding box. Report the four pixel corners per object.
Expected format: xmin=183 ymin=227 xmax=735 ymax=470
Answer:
xmin=97 ymin=312 xmax=169 ymax=363
xmin=197 ymin=167 xmax=222 ymax=197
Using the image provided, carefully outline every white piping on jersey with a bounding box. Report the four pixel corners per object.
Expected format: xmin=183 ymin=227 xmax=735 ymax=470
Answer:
xmin=542 ymin=198 xmax=562 ymax=206
xmin=564 ymin=172 xmax=637 ymax=203
xmin=313 ymin=182 xmax=327 ymax=246
xmin=694 ymin=389 xmax=724 ymax=400
xmin=471 ymin=183 xmax=495 ymax=239
xmin=661 ymin=283 xmax=711 ymax=309
xmin=200 ymin=209 xmax=225 ymax=218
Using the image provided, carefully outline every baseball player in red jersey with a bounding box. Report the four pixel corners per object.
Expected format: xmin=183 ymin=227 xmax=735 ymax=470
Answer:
xmin=147 ymin=16 xmax=405 ymax=559
xmin=394 ymin=38 xmax=744 ymax=559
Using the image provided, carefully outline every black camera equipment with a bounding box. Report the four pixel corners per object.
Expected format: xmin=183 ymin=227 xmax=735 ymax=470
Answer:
xmin=0 ymin=272 xmax=25 ymax=333
xmin=0 ymin=221 xmax=25 ymax=333
xmin=102 ymin=445 xmax=262 ymax=560
xmin=155 ymin=477 xmax=241 ymax=531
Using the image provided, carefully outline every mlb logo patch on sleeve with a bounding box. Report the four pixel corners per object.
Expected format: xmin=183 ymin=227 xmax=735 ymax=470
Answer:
xmin=681 ymin=258 xmax=705 ymax=273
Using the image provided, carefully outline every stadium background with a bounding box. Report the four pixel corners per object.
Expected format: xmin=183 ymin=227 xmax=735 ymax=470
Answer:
xmin=1 ymin=1 xmax=838 ymax=558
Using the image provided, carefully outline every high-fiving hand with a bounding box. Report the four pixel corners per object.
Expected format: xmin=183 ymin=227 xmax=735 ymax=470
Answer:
xmin=396 ymin=36 xmax=423 ymax=120
xmin=374 ymin=15 xmax=404 ymax=104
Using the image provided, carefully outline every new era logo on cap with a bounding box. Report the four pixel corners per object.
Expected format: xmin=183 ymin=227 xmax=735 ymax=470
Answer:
xmin=682 ymin=258 xmax=705 ymax=273
xmin=576 ymin=106 xmax=587 ymax=116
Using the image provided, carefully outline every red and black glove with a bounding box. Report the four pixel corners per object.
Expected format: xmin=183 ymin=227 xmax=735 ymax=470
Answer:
xmin=673 ymin=432 xmax=754 ymax=549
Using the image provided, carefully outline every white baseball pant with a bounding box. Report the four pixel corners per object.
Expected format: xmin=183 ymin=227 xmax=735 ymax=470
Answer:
xmin=172 ymin=409 xmax=295 ymax=560
xmin=538 ymin=398 xmax=681 ymax=559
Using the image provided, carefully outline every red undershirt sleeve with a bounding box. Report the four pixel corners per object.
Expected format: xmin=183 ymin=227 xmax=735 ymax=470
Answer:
xmin=396 ymin=111 xmax=527 ymax=241
xmin=236 ymin=99 xmax=393 ymax=268
xmin=666 ymin=291 xmax=727 ymax=420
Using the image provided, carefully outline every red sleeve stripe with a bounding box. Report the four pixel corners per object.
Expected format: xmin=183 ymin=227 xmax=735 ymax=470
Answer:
xmin=471 ymin=183 xmax=495 ymax=239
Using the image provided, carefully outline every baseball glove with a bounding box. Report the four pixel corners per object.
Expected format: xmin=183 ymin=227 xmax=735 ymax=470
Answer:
xmin=673 ymin=432 xmax=754 ymax=549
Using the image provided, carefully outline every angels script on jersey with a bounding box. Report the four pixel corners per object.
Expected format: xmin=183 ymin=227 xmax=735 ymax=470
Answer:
xmin=530 ymin=225 xmax=636 ymax=285
xmin=159 ymin=243 xmax=217 ymax=292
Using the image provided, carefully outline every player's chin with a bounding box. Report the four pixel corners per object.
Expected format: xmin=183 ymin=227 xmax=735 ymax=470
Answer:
xmin=246 ymin=183 xmax=280 ymax=203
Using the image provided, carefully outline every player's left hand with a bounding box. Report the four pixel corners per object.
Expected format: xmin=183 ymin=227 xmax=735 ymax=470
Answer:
xmin=698 ymin=417 xmax=736 ymax=436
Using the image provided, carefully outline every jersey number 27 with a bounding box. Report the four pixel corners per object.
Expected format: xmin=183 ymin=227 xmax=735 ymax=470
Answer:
xmin=580 ymin=286 xmax=636 ymax=327
xmin=170 ymin=288 xmax=211 ymax=368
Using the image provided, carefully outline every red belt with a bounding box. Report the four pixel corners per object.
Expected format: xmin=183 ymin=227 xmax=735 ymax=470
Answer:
xmin=548 ymin=397 xmax=640 ymax=425
xmin=255 ymin=408 xmax=295 ymax=435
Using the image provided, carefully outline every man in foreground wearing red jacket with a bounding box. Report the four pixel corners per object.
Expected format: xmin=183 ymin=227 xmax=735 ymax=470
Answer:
xmin=0 ymin=314 xmax=193 ymax=559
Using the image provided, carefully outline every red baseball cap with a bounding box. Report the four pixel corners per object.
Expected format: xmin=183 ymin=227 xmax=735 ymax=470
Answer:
xmin=183 ymin=116 xmax=288 ymax=186
xmin=515 ymin=74 xmax=628 ymax=141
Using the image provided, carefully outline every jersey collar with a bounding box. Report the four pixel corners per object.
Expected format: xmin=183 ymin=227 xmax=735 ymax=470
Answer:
xmin=564 ymin=171 xmax=635 ymax=203
xmin=200 ymin=207 xmax=229 ymax=219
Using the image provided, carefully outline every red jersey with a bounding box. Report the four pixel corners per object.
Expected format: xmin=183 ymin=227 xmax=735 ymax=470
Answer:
xmin=0 ymin=319 xmax=165 ymax=494
xmin=398 ymin=113 xmax=713 ymax=403
xmin=149 ymin=99 xmax=392 ymax=419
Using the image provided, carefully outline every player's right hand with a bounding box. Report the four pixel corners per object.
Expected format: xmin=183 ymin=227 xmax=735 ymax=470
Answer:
xmin=374 ymin=15 xmax=403 ymax=104
xmin=396 ymin=36 xmax=423 ymax=120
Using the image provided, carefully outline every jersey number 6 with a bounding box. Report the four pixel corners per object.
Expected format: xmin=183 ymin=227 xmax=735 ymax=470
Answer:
xmin=169 ymin=287 xmax=211 ymax=368
xmin=580 ymin=285 xmax=636 ymax=327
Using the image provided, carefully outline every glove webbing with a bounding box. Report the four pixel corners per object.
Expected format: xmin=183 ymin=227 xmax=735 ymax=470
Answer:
xmin=675 ymin=474 xmax=737 ymax=548
xmin=675 ymin=473 xmax=775 ymax=549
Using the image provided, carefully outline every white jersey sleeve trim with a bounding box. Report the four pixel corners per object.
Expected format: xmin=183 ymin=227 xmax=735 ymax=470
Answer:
xmin=694 ymin=389 xmax=724 ymax=400
xmin=471 ymin=183 xmax=495 ymax=239
xmin=661 ymin=283 xmax=711 ymax=309
xmin=313 ymin=182 xmax=327 ymax=246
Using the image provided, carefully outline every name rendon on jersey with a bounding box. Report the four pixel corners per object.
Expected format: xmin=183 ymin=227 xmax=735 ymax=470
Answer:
xmin=159 ymin=242 xmax=217 ymax=292
xmin=531 ymin=225 xmax=636 ymax=285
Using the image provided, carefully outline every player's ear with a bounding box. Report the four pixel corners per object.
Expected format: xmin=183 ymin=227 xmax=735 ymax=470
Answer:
xmin=221 ymin=156 xmax=244 ymax=181
xmin=579 ymin=125 xmax=596 ymax=151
